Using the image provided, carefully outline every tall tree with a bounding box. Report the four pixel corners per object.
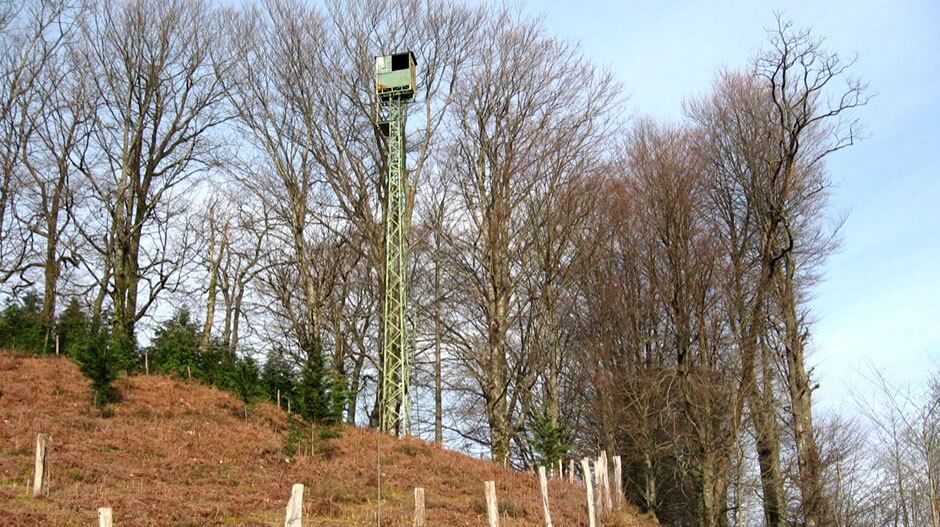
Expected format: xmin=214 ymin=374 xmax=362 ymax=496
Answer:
xmin=755 ymin=18 xmax=867 ymax=527
xmin=21 ymin=15 xmax=90 ymax=350
xmin=445 ymin=12 xmax=617 ymax=463
xmin=0 ymin=0 xmax=73 ymax=289
xmin=75 ymin=0 xmax=229 ymax=353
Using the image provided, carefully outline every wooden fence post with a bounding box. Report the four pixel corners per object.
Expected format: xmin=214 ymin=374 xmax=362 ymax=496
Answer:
xmin=413 ymin=487 xmax=426 ymax=527
xmin=144 ymin=350 xmax=149 ymax=375
xmin=613 ymin=455 xmax=623 ymax=508
xmin=538 ymin=466 xmax=553 ymax=527
xmin=277 ymin=389 xmax=281 ymax=409
xmin=581 ymin=458 xmax=596 ymax=527
xmin=600 ymin=451 xmax=613 ymax=513
xmin=569 ymin=458 xmax=575 ymax=483
xmin=484 ymin=480 xmax=500 ymax=527
xmin=55 ymin=334 xmax=60 ymax=356
xmin=284 ymin=483 xmax=303 ymax=527
xmin=98 ymin=507 xmax=113 ymax=527
xmin=32 ymin=434 xmax=49 ymax=497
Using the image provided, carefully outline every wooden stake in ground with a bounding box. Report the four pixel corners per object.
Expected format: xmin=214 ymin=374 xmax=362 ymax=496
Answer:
xmin=484 ymin=480 xmax=500 ymax=527
xmin=144 ymin=350 xmax=149 ymax=375
xmin=600 ymin=451 xmax=613 ymax=513
xmin=277 ymin=389 xmax=281 ymax=409
xmin=557 ymin=459 xmax=563 ymax=479
xmin=55 ymin=334 xmax=59 ymax=356
xmin=613 ymin=455 xmax=623 ymax=509
xmin=413 ymin=487 xmax=426 ymax=527
xmin=538 ymin=466 xmax=553 ymax=527
xmin=581 ymin=458 xmax=596 ymax=527
xmin=98 ymin=507 xmax=113 ymax=527
xmin=569 ymin=458 xmax=575 ymax=483
xmin=284 ymin=483 xmax=304 ymax=527
xmin=32 ymin=433 xmax=50 ymax=497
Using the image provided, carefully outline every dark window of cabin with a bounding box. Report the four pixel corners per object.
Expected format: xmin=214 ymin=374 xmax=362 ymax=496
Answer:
xmin=391 ymin=53 xmax=409 ymax=71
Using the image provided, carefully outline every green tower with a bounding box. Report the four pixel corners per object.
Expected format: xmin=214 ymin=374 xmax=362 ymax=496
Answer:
xmin=375 ymin=51 xmax=416 ymax=435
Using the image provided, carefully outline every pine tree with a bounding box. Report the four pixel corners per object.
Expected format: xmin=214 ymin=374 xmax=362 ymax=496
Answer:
xmin=227 ymin=356 xmax=262 ymax=418
xmin=260 ymin=348 xmax=296 ymax=406
xmin=56 ymin=298 xmax=92 ymax=358
xmin=0 ymin=291 xmax=45 ymax=353
xmin=75 ymin=325 xmax=124 ymax=410
xmin=148 ymin=308 xmax=204 ymax=378
xmin=297 ymin=346 xmax=345 ymax=424
xmin=531 ymin=407 xmax=570 ymax=469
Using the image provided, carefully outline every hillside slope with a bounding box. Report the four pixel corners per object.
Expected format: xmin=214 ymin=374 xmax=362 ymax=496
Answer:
xmin=0 ymin=351 xmax=655 ymax=526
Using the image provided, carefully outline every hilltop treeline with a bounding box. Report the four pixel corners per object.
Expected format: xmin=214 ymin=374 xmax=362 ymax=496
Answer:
xmin=3 ymin=1 xmax=934 ymax=526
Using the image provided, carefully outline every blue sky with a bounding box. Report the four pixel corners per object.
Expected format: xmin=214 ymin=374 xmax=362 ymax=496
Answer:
xmin=521 ymin=0 xmax=940 ymax=410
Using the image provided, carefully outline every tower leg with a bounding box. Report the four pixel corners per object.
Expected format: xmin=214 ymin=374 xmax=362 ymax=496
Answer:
xmin=380 ymin=97 xmax=411 ymax=435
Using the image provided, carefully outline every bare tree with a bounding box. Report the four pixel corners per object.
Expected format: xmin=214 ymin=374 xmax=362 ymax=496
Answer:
xmin=756 ymin=18 xmax=867 ymax=527
xmin=224 ymin=0 xmax=338 ymax=377
xmin=443 ymin=11 xmax=618 ymax=463
xmin=856 ymin=364 xmax=940 ymax=527
xmin=0 ymin=0 xmax=73 ymax=290
xmin=19 ymin=11 xmax=90 ymax=348
xmin=72 ymin=0 xmax=229 ymax=349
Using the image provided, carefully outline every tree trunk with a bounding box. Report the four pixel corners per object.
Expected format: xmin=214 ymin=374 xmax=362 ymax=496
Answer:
xmin=641 ymin=454 xmax=658 ymax=517
xmin=487 ymin=384 xmax=511 ymax=464
xmin=485 ymin=207 xmax=512 ymax=464
xmin=346 ymin=347 xmax=366 ymax=424
xmin=781 ymin=254 xmax=827 ymax=527
xmin=40 ymin=222 xmax=59 ymax=353
xmin=229 ymin=286 xmax=244 ymax=359
xmin=433 ymin=228 xmax=443 ymax=445
xmin=748 ymin=331 xmax=786 ymax=527
xmin=201 ymin=221 xmax=226 ymax=354
xmin=698 ymin=455 xmax=719 ymax=527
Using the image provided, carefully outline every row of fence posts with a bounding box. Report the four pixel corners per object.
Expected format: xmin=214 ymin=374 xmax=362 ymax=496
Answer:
xmin=579 ymin=451 xmax=625 ymax=526
xmin=28 ymin=432 xmax=623 ymax=526
xmin=482 ymin=451 xmax=624 ymax=527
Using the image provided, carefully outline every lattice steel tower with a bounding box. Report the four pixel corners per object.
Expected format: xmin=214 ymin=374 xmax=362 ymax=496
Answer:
xmin=375 ymin=51 xmax=416 ymax=435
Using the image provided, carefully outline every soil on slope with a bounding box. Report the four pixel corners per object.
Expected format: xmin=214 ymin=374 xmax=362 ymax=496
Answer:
xmin=0 ymin=351 xmax=655 ymax=526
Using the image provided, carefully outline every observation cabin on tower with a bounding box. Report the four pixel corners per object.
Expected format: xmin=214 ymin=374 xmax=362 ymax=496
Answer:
xmin=374 ymin=51 xmax=417 ymax=101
